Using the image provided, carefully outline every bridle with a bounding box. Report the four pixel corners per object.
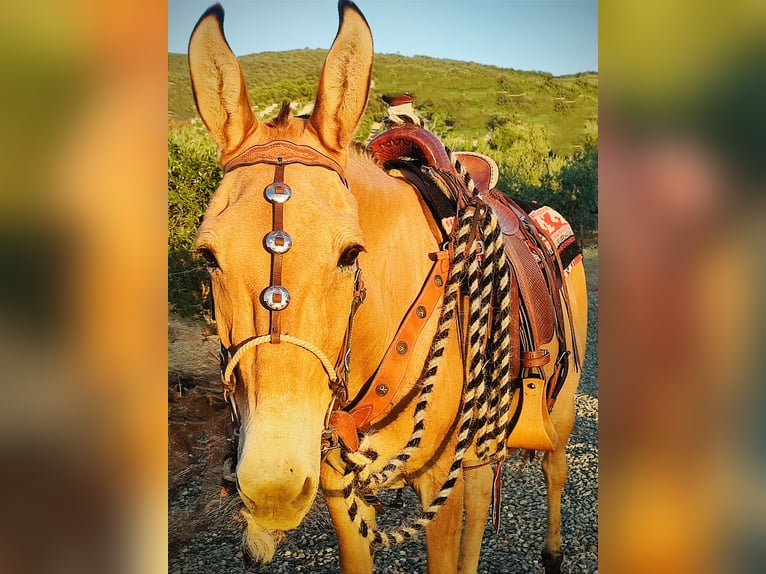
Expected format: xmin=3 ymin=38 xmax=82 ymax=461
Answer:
xmin=215 ymin=140 xmax=366 ymax=452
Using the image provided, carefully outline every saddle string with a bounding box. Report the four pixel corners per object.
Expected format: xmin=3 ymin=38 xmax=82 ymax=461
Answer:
xmin=338 ymin=183 xmax=518 ymax=549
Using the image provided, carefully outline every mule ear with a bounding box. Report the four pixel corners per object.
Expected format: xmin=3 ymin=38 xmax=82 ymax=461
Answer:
xmin=310 ymin=1 xmax=373 ymax=153
xmin=188 ymin=4 xmax=256 ymax=158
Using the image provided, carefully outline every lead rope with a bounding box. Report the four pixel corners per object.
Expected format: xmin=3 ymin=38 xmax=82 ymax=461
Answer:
xmin=337 ymin=164 xmax=516 ymax=550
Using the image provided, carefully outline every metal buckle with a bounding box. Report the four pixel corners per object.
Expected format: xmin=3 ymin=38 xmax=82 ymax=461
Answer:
xmin=320 ymin=428 xmax=340 ymax=454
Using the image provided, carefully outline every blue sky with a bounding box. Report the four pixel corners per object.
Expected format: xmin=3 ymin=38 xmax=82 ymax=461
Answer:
xmin=168 ymin=0 xmax=598 ymax=76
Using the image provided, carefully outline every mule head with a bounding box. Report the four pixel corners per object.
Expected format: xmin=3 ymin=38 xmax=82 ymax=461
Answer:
xmin=188 ymin=0 xmax=373 ymax=560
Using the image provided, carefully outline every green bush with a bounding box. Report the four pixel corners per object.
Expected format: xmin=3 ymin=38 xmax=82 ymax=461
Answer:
xmin=553 ymin=138 xmax=598 ymax=238
xmin=498 ymin=137 xmax=598 ymax=238
xmin=168 ymin=123 xmax=221 ymax=316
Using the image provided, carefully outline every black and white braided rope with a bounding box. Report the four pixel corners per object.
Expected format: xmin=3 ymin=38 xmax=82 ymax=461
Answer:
xmin=337 ymin=144 xmax=515 ymax=552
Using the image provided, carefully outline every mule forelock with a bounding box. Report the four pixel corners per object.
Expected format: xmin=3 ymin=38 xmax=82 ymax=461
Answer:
xmin=268 ymin=101 xmax=293 ymax=128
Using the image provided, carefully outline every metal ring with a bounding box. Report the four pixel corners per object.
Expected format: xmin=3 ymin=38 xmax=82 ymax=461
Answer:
xmin=262 ymin=285 xmax=290 ymax=310
xmin=264 ymin=182 xmax=292 ymax=203
xmin=265 ymin=230 xmax=292 ymax=254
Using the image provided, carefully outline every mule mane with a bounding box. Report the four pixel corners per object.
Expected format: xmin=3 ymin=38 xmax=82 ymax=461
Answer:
xmin=262 ymin=107 xmax=380 ymax=171
xmin=349 ymin=142 xmax=380 ymax=167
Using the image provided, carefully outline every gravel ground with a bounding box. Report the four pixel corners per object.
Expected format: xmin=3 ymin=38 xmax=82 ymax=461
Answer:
xmin=169 ymin=247 xmax=598 ymax=574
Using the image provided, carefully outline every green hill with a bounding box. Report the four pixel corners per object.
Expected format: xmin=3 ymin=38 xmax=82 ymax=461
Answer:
xmin=169 ymin=50 xmax=597 ymax=156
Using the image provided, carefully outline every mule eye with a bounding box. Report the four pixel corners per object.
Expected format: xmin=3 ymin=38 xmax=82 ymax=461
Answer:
xmin=197 ymin=247 xmax=219 ymax=270
xmin=338 ymin=244 xmax=363 ymax=269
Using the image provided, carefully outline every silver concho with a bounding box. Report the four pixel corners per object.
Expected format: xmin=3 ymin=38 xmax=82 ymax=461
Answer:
xmin=264 ymin=230 xmax=292 ymax=254
xmin=264 ymin=182 xmax=292 ymax=203
xmin=262 ymin=286 xmax=290 ymax=311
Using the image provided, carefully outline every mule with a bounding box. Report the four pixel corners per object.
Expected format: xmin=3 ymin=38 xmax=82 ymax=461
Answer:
xmin=188 ymin=2 xmax=588 ymax=573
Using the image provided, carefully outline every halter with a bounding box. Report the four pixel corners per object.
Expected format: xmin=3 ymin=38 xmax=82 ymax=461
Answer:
xmin=217 ymin=140 xmax=365 ymax=448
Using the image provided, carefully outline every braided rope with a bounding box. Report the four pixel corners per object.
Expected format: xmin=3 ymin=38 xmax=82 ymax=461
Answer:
xmin=335 ymin=208 xmax=475 ymax=546
xmin=446 ymin=146 xmax=476 ymax=196
xmin=334 ymin=140 xmax=516 ymax=553
xmin=344 ymin=208 xmax=475 ymax=487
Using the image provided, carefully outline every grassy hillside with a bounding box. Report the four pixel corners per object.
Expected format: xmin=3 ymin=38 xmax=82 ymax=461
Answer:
xmin=169 ymin=50 xmax=597 ymax=156
xmin=168 ymin=50 xmax=598 ymax=316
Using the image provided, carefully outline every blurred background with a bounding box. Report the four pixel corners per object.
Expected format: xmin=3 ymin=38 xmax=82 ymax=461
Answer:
xmin=0 ymin=0 xmax=762 ymax=572
xmin=0 ymin=0 xmax=167 ymax=572
xmin=599 ymin=1 xmax=766 ymax=572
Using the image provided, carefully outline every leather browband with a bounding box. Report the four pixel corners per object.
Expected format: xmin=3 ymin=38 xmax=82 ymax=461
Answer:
xmin=224 ymin=140 xmax=348 ymax=186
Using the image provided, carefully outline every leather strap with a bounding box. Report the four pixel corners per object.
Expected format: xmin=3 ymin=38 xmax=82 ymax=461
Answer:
xmin=332 ymin=269 xmax=366 ymax=406
xmin=349 ymin=249 xmax=450 ymax=430
xmin=224 ymin=140 xmax=347 ymax=186
xmin=509 ymin=264 xmax=521 ymax=380
xmin=329 ymin=248 xmax=451 ymax=450
xmin=269 ymin=161 xmax=286 ymax=343
xmin=546 ymin=350 xmax=570 ymax=412
xmin=226 ymin=141 xmax=347 ymax=345
xmin=528 ymin=218 xmax=582 ymax=372
xmin=521 ymin=349 xmax=550 ymax=369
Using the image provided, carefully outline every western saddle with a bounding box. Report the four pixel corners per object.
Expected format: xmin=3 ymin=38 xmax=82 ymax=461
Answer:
xmin=367 ymin=97 xmax=581 ymax=454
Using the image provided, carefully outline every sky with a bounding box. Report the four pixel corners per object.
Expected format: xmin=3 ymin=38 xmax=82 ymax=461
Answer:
xmin=168 ymin=0 xmax=598 ymax=76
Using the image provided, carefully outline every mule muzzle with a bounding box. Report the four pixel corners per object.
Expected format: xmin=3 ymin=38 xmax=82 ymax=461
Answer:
xmin=237 ymin=463 xmax=318 ymax=530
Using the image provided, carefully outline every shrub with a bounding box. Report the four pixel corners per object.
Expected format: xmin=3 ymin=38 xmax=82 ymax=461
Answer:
xmin=168 ymin=124 xmax=221 ymax=316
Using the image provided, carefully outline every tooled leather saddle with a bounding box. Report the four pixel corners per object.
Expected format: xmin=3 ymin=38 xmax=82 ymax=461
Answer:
xmin=367 ymin=117 xmax=581 ymax=452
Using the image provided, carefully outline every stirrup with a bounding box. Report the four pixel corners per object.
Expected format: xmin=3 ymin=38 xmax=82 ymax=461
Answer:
xmin=506 ymin=375 xmax=558 ymax=451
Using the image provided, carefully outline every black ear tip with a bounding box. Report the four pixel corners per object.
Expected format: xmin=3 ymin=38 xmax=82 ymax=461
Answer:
xmin=193 ymin=3 xmax=225 ymax=33
xmin=190 ymin=4 xmax=226 ymax=51
xmin=202 ymin=3 xmax=225 ymax=22
xmin=338 ymin=0 xmax=368 ymax=26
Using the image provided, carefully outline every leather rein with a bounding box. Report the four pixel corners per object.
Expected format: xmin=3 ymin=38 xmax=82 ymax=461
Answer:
xmin=215 ymin=140 xmax=445 ymax=455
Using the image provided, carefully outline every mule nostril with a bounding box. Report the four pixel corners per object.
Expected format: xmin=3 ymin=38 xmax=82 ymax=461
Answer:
xmin=295 ymin=476 xmax=314 ymax=506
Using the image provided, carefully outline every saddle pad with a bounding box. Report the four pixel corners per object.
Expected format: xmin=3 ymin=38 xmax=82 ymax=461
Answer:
xmin=528 ymin=206 xmax=582 ymax=275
